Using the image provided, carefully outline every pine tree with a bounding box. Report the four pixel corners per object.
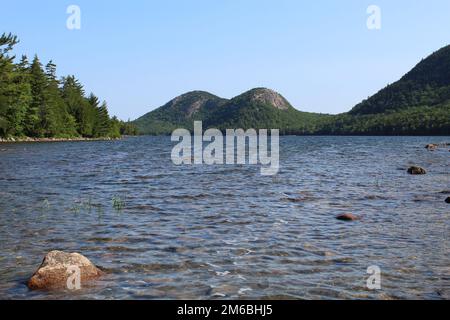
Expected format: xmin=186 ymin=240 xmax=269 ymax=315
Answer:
xmin=0 ymin=33 xmax=19 ymax=135
xmin=0 ymin=57 xmax=15 ymax=135
xmin=109 ymin=116 xmax=122 ymax=138
xmin=0 ymin=33 xmax=18 ymax=59
xmin=61 ymin=76 xmax=95 ymax=137
xmin=44 ymin=60 xmax=76 ymax=137
xmin=26 ymin=55 xmax=47 ymax=136
xmin=7 ymin=56 xmax=32 ymax=136
xmin=90 ymin=94 xmax=110 ymax=137
xmin=0 ymin=36 xmax=31 ymax=136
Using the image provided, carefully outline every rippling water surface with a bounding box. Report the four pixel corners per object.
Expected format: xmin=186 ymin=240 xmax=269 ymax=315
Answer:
xmin=0 ymin=136 xmax=449 ymax=300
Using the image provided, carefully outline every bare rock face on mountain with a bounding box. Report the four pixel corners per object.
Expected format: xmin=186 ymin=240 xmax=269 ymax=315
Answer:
xmin=244 ymin=88 xmax=292 ymax=110
xmin=27 ymin=251 xmax=104 ymax=290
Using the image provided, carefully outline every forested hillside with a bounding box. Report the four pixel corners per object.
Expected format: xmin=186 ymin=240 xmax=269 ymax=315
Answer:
xmin=350 ymin=45 xmax=450 ymax=116
xmin=320 ymin=45 xmax=450 ymax=135
xmin=0 ymin=33 xmax=137 ymax=139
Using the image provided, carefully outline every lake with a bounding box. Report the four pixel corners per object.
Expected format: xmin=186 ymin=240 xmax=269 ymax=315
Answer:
xmin=0 ymin=136 xmax=448 ymax=299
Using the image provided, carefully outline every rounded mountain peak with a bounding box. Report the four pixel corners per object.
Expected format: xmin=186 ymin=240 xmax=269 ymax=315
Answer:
xmin=169 ymin=91 xmax=219 ymax=106
xmin=164 ymin=91 xmax=225 ymax=117
xmin=234 ymin=88 xmax=292 ymax=110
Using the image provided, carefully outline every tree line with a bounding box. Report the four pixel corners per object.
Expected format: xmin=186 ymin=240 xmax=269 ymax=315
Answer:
xmin=0 ymin=33 xmax=137 ymax=139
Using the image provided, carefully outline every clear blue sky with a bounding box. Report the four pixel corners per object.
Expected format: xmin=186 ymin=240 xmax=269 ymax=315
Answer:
xmin=2 ymin=0 xmax=450 ymax=120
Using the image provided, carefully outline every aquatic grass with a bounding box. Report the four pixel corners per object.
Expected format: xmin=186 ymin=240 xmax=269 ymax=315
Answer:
xmin=69 ymin=202 xmax=82 ymax=215
xmin=70 ymin=205 xmax=81 ymax=215
xmin=96 ymin=205 xmax=104 ymax=221
xmin=112 ymin=196 xmax=125 ymax=212
xmin=66 ymin=196 xmax=103 ymax=215
xmin=64 ymin=196 xmax=122 ymax=217
xmin=37 ymin=199 xmax=51 ymax=218
xmin=82 ymin=196 xmax=94 ymax=213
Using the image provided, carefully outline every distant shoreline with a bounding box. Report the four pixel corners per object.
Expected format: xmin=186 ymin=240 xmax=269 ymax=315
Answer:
xmin=0 ymin=137 xmax=122 ymax=144
xmin=138 ymin=133 xmax=450 ymax=137
xmin=1 ymin=135 xmax=449 ymax=145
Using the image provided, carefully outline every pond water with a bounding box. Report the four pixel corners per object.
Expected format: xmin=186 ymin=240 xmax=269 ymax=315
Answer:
xmin=0 ymin=136 xmax=448 ymax=299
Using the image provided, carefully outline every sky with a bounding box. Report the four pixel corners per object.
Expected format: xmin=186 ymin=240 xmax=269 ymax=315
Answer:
xmin=2 ymin=0 xmax=450 ymax=120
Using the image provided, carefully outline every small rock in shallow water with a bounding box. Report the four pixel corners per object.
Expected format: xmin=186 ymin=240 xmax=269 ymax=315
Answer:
xmin=407 ymin=166 xmax=427 ymax=175
xmin=27 ymin=251 xmax=104 ymax=290
xmin=446 ymin=197 xmax=450 ymax=204
xmin=425 ymin=144 xmax=438 ymax=150
xmin=336 ymin=213 xmax=360 ymax=221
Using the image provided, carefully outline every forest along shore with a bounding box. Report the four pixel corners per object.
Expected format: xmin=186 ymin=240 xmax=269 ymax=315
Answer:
xmin=0 ymin=136 xmax=121 ymax=143
xmin=0 ymin=33 xmax=138 ymax=140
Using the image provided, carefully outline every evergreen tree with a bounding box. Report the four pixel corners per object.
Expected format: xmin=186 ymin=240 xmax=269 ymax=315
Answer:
xmin=109 ymin=116 xmax=122 ymax=138
xmin=0 ymin=35 xmax=31 ymax=136
xmin=7 ymin=55 xmax=32 ymax=136
xmin=89 ymin=94 xmax=111 ymax=137
xmin=120 ymin=120 xmax=138 ymax=136
xmin=0 ymin=33 xmax=18 ymax=135
xmin=44 ymin=61 xmax=77 ymax=137
xmin=27 ymin=55 xmax=47 ymax=136
xmin=0 ymin=33 xmax=18 ymax=59
xmin=61 ymin=76 xmax=94 ymax=137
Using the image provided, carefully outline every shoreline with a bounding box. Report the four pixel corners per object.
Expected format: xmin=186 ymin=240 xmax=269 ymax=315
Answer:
xmin=0 ymin=137 xmax=122 ymax=144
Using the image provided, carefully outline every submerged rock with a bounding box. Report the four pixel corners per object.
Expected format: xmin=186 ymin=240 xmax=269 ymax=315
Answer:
xmin=336 ymin=213 xmax=360 ymax=221
xmin=425 ymin=144 xmax=438 ymax=150
xmin=425 ymin=143 xmax=450 ymax=150
xmin=407 ymin=166 xmax=427 ymax=175
xmin=27 ymin=251 xmax=103 ymax=290
xmin=446 ymin=197 xmax=450 ymax=204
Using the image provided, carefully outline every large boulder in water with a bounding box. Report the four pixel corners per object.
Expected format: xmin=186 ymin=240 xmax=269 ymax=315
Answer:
xmin=407 ymin=166 xmax=427 ymax=175
xmin=446 ymin=197 xmax=450 ymax=204
xmin=27 ymin=251 xmax=103 ymax=290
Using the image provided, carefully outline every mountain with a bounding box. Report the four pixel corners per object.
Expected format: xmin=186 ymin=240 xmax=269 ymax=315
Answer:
xmin=204 ymin=88 xmax=328 ymax=133
xmin=134 ymin=88 xmax=329 ymax=135
xmin=134 ymin=91 xmax=227 ymax=135
xmin=350 ymin=45 xmax=450 ymax=115
xmin=318 ymin=45 xmax=450 ymax=135
xmin=134 ymin=45 xmax=450 ymax=136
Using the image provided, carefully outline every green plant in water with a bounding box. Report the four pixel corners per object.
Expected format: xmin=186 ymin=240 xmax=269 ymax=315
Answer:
xmin=70 ymin=203 xmax=82 ymax=215
xmin=38 ymin=199 xmax=51 ymax=218
xmin=96 ymin=205 xmax=104 ymax=220
xmin=83 ymin=196 xmax=94 ymax=213
xmin=112 ymin=196 xmax=125 ymax=211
